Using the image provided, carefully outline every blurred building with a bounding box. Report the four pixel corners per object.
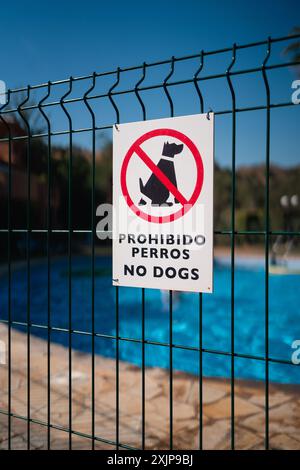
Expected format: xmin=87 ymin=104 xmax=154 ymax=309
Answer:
xmin=0 ymin=119 xmax=60 ymax=228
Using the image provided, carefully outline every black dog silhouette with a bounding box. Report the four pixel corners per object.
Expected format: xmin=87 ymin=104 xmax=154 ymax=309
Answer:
xmin=138 ymin=142 xmax=183 ymax=206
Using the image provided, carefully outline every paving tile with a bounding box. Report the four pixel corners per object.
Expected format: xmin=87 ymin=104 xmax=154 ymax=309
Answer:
xmin=249 ymin=392 xmax=291 ymax=408
xmin=270 ymin=433 xmax=300 ymax=450
xmin=270 ymin=401 xmax=300 ymax=428
xmin=235 ymin=426 xmax=264 ymax=450
xmin=203 ymin=383 xmax=227 ymax=405
xmin=202 ymin=419 xmax=229 ymax=450
xmin=1 ymin=323 xmax=300 ymax=450
xmin=162 ymin=376 xmax=193 ymax=403
xmin=174 ymin=401 xmax=196 ymax=420
xmin=204 ymin=396 xmax=261 ymax=419
xmin=8 ymin=435 xmax=27 ymax=450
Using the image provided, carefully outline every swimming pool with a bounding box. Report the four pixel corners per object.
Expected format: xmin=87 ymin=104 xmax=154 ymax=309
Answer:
xmin=0 ymin=255 xmax=299 ymax=383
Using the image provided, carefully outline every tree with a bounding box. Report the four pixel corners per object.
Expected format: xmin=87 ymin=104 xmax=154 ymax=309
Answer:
xmin=284 ymin=26 xmax=300 ymax=76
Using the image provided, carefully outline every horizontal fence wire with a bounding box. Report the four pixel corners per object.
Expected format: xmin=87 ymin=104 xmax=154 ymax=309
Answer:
xmin=3 ymin=32 xmax=300 ymax=95
xmin=0 ymin=33 xmax=299 ymax=451
xmin=0 ymin=317 xmax=296 ymax=366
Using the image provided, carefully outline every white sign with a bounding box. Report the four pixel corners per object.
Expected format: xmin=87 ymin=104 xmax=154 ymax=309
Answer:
xmin=113 ymin=113 xmax=214 ymax=293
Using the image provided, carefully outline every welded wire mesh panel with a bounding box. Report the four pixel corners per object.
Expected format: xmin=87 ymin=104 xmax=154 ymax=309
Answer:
xmin=0 ymin=33 xmax=299 ymax=450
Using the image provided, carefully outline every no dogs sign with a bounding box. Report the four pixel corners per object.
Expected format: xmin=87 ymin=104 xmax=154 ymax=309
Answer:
xmin=113 ymin=114 xmax=214 ymax=293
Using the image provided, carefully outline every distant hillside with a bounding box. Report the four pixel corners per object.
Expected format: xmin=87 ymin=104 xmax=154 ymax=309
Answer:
xmin=214 ymin=163 xmax=300 ymax=238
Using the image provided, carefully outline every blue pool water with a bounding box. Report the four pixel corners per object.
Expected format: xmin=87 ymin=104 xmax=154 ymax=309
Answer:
xmin=0 ymin=255 xmax=299 ymax=383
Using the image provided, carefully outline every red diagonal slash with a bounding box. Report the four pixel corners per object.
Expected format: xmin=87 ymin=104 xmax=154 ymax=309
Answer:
xmin=133 ymin=144 xmax=188 ymax=206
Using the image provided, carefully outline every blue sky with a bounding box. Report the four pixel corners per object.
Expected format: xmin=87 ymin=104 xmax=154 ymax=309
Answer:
xmin=2 ymin=0 xmax=299 ymax=85
xmin=1 ymin=0 xmax=300 ymax=167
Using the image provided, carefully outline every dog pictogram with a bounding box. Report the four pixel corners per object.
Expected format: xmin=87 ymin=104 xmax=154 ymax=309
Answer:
xmin=120 ymin=128 xmax=204 ymax=224
xmin=138 ymin=142 xmax=183 ymax=206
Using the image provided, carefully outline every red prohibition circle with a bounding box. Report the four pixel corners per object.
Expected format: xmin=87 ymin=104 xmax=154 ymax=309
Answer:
xmin=120 ymin=128 xmax=204 ymax=223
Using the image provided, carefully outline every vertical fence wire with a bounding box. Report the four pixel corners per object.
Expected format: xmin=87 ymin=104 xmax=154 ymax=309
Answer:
xmin=262 ymin=37 xmax=271 ymax=451
xmin=17 ymin=87 xmax=32 ymax=449
xmin=109 ymin=68 xmax=121 ymax=451
xmin=163 ymin=56 xmax=175 ymax=450
xmin=83 ymin=72 xmax=97 ymax=450
xmin=38 ymin=82 xmax=52 ymax=449
xmin=194 ymin=50 xmax=205 ymax=450
xmin=60 ymin=79 xmax=74 ymax=449
xmin=226 ymin=44 xmax=237 ymax=450
xmin=0 ymin=91 xmax=12 ymax=450
xmin=135 ymin=62 xmax=147 ymax=450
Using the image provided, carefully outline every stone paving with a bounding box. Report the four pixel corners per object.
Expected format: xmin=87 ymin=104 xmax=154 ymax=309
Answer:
xmin=0 ymin=324 xmax=299 ymax=450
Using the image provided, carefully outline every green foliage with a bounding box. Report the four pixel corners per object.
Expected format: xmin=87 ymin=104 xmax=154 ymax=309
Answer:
xmin=284 ymin=27 xmax=300 ymax=63
xmin=215 ymin=164 xmax=300 ymax=237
